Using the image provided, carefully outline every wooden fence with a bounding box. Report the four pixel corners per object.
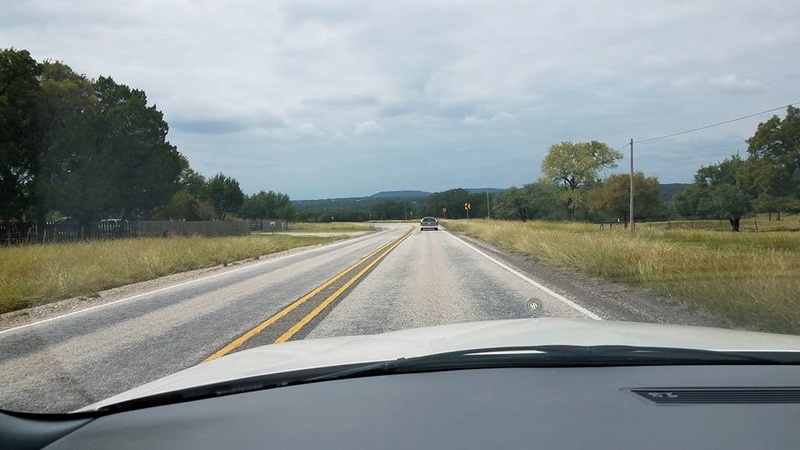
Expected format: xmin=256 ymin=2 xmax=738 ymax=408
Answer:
xmin=249 ymin=219 xmax=288 ymax=232
xmin=1 ymin=220 xmax=251 ymax=244
xmin=135 ymin=221 xmax=250 ymax=238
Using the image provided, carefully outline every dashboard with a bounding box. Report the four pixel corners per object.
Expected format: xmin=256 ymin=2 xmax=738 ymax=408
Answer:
xmin=5 ymin=364 xmax=800 ymax=449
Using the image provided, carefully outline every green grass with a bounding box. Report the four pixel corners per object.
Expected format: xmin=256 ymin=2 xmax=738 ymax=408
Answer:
xmin=445 ymin=219 xmax=800 ymax=334
xmin=645 ymin=214 xmax=800 ymax=232
xmin=287 ymin=222 xmax=376 ymax=232
xmin=0 ymin=234 xmax=340 ymax=314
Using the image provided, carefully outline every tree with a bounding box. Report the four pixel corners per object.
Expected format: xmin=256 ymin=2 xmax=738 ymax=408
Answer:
xmin=91 ymin=76 xmax=183 ymax=219
xmin=31 ymin=61 xmax=100 ymax=232
xmin=492 ymin=180 xmax=564 ymax=221
xmin=371 ymin=200 xmax=406 ymax=220
xmin=541 ymin=141 xmax=622 ymax=220
xmin=152 ymin=162 xmax=212 ymax=220
xmin=423 ymin=188 xmax=487 ymax=219
xmin=672 ymin=184 xmax=714 ymax=219
xmin=240 ymin=190 xmax=295 ymax=220
xmin=745 ymin=106 xmax=800 ymax=217
xmin=206 ymin=173 xmax=244 ymax=219
xmin=0 ymin=48 xmax=41 ymax=221
xmin=673 ymin=156 xmax=752 ymax=231
xmin=589 ymin=172 xmax=661 ymax=221
xmin=34 ymin=72 xmax=184 ymax=229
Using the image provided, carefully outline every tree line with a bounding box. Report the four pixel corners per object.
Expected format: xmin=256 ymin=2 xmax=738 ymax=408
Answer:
xmin=361 ymin=107 xmax=797 ymax=231
xmin=0 ymin=48 xmax=295 ymax=234
xmin=489 ymin=107 xmax=798 ymax=231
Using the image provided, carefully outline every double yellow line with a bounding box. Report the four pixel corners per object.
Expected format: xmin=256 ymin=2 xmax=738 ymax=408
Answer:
xmin=203 ymin=227 xmax=413 ymax=363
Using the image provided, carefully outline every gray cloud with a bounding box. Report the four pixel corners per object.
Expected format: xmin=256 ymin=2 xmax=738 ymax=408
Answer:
xmin=708 ymin=74 xmax=767 ymax=93
xmin=2 ymin=0 xmax=799 ymax=198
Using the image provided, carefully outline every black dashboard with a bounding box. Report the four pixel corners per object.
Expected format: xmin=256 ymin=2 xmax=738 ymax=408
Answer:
xmin=5 ymin=364 xmax=800 ymax=449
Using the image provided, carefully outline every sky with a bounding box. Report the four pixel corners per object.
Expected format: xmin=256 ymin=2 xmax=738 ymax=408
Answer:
xmin=3 ymin=0 xmax=799 ymax=199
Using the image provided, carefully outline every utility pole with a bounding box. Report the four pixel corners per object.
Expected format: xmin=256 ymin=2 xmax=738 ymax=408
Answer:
xmin=629 ymin=138 xmax=635 ymax=231
xmin=486 ymin=189 xmax=491 ymax=219
xmin=404 ymin=201 xmax=408 ymax=221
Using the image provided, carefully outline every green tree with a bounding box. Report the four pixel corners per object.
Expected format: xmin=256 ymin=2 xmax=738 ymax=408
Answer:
xmin=423 ymin=188 xmax=487 ymax=219
xmin=206 ymin=173 xmax=244 ymax=219
xmin=240 ymin=190 xmax=296 ymax=220
xmin=492 ymin=180 xmax=563 ymax=221
xmin=153 ymin=162 xmax=212 ymax=220
xmin=745 ymin=105 xmax=800 ymax=217
xmin=541 ymin=141 xmax=622 ymax=220
xmin=36 ymin=72 xmax=183 ymax=229
xmin=0 ymin=48 xmax=41 ymax=221
xmin=31 ymin=61 xmax=100 ymax=232
xmin=371 ymin=200 xmax=406 ymax=220
xmin=672 ymin=185 xmax=714 ymax=219
xmin=588 ymin=172 xmax=661 ymax=221
xmin=673 ymin=156 xmax=752 ymax=231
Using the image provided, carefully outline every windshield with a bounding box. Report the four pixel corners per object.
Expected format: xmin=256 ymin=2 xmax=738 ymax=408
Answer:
xmin=1 ymin=1 xmax=799 ymax=414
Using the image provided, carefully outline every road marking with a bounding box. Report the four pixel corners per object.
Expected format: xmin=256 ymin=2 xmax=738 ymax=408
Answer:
xmin=445 ymin=230 xmax=602 ymax=320
xmin=0 ymin=229 xmax=392 ymax=336
xmin=203 ymin=227 xmax=413 ymax=361
xmin=274 ymin=229 xmax=413 ymax=343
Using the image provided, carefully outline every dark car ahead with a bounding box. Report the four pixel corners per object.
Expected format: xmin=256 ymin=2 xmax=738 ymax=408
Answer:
xmin=420 ymin=216 xmax=439 ymax=231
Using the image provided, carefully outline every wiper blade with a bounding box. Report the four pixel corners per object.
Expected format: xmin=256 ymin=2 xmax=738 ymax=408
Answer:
xmin=97 ymin=345 xmax=798 ymax=414
xmin=95 ymin=362 xmax=373 ymax=414
xmin=307 ymin=345 xmax=800 ymax=382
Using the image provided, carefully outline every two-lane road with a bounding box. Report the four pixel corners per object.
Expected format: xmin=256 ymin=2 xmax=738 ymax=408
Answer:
xmin=0 ymin=223 xmax=725 ymax=412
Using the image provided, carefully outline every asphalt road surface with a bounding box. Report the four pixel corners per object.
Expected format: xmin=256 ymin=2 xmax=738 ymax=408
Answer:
xmin=0 ymin=223 xmax=728 ymax=413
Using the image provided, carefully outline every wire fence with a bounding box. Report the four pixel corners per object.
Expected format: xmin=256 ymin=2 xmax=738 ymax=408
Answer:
xmin=0 ymin=219 xmax=256 ymax=245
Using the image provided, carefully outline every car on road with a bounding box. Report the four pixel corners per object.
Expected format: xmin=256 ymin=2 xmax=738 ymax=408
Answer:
xmin=5 ymin=319 xmax=800 ymax=449
xmin=420 ymin=216 xmax=439 ymax=231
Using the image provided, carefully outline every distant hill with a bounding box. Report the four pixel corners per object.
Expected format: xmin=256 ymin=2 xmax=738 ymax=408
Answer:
xmin=660 ymin=183 xmax=691 ymax=203
xmin=467 ymin=188 xmax=506 ymax=195
xmin=370 ymin=190 xmax=432 ymax=198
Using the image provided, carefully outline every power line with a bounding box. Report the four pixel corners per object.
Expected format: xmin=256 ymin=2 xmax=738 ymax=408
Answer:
xmin=635 ymin=101 xmax=800 ymax=144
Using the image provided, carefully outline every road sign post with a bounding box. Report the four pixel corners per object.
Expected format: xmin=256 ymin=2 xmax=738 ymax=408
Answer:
xmin=464 ymin=202 xmax=471 ymax=219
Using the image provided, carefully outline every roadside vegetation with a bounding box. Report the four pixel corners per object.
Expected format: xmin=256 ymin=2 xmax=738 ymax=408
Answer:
xmin=0 ymin=234 xmax=341 ymax=314
xmin=645 ymin=215 xmax=800 ymax=232
xmin=446 ymin=219 xmax=800 ymax=335
xmin=286 ymin=222 xmax=376 ymax=232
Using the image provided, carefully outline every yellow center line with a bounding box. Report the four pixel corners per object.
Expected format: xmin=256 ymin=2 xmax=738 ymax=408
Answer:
xmin=274 ymin=228 xmax=413 ymax=343
xmin=202 ymin=227 xmax=412 ymax=363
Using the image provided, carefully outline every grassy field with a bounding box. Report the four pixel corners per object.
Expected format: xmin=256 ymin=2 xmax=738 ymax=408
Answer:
xmin=445 ymin=219 xmax=800 ymax=335
xmin=0 ymin=234 xmax=341 ymax=314
xmin=645 ymin=214 xmax=800 ymax=232
xmin=287 ymin=222 xmax=376 ymax=232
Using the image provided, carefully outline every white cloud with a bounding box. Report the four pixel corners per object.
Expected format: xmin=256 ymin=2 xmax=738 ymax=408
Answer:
xmin=491 ymin=112 xmax=513 ymax=121
xmin=708 ymin=73 xmax=767 ymax=92
xmin=463 ymin=115 xmax=486 ymax=125
xmin=353 ymin=120 xmax=384 ymax=136
xmin=331 ymin=130 xmax=349 ymax=141
xmin=298 ymin=122 xmax=317 ymax=135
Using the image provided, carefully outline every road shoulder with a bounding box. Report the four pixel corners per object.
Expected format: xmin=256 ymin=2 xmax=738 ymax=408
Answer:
xmin=448 ymin=229 xmax=737 ymax=330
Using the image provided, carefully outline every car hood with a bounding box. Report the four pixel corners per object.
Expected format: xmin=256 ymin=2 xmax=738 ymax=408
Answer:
xmin=80 ymin=318 xmax=800 ymax=411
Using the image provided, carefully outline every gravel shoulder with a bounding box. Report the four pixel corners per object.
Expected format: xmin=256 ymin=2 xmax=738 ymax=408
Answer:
xmin=451 ymin=229 xmax=736 ymax=329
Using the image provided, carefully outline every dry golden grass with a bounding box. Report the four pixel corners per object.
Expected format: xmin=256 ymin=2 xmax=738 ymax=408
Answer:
xmin=445 ymin=219 xmax=800 ymax=334
xmin=287 ymin=222 xmax=376 ymax=232
xmin=0 ymin=234 xmax=339 ymax=314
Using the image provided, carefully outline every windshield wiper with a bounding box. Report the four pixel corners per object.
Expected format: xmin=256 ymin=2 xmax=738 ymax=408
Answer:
xmin=307 ymin=345 xmax=800 ymax=382
xmin=97 ymin=345 xmax=798 ymax=414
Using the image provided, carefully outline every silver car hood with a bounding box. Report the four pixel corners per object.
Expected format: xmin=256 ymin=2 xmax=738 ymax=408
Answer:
xmin=80 ymin=318 xmax=800 ymax=411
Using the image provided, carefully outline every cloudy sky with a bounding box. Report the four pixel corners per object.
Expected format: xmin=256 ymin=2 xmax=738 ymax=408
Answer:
xmin=3 ymin=1 xmax=799 ymax=199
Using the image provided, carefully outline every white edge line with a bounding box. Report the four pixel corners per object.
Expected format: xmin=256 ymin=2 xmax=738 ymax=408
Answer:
xmin=0 ymin=228 xmax=395 ymax=336
xmin=445 ymin=230 xmax=602 ymax=320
